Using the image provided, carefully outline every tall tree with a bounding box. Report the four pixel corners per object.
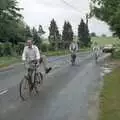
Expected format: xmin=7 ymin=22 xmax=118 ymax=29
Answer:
xmin=24 ymin=25 xmax=32 ymax=40
xmin=38 ymin=25 xmax=45 ymax=36
xmin=0 ymin=0 xmax=22 ymax=21
xmin=90 ymin=0 xmax=120 ymax=37
xmin=58 ymin=33 xmax=62 ymax=49
xmin=32 ymin=27 xmax=41 ymax=48
xmin=0 ymin=0 xmax=23 ymax=44
xmin=91 ymin=32 xmax=96 ymax=37
xmin=78 ymin=19 xmax=91 ymax=47
xmin=62 ymin=21 xmax=73 ymax=49
xmin=48 ymin=19 xmax=60 ymax=50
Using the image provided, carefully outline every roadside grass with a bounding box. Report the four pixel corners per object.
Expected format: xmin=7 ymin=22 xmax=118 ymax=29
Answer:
xmin=92 ymin=37 xmax=119 ymax=46
xmin=79 ymin=47 xmax=90 ymax=52
xmin=112 ymin=51 xmax=120 ymax=59
xmin=44 ymin=50 xmax=70 ymax=56
xmin=0 ymin=51 xmax=68 ymax=68
xmin=44 ymin=48 xmax=90 ymax=56
xmin=99 ymin=66 xmax=120 ymax=120
xmin=1 ymin=36 xmax=118 ymax=69
xmin=0 ymin=48 xmax=90 ymax=68
xmin=0 ymin=56 xmax=21 ymax=68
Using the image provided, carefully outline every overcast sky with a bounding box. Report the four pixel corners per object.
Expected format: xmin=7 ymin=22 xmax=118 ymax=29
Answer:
xmin=19 ymin=0 xmax=112 ymax=36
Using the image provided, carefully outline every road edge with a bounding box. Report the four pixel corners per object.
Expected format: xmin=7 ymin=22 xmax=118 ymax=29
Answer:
xmin=88 ymin=53 xmax=111 ymax=120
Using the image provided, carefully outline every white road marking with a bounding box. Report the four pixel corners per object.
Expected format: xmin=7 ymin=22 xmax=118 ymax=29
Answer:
xmin=0 ymin=89 xmax=8 ymax=95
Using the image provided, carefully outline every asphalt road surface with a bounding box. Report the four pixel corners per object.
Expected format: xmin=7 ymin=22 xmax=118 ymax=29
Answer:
xmin=0 ymin=52 xmax=104 ymax=120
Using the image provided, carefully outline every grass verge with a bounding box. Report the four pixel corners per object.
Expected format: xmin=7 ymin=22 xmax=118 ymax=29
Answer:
xmin=44 ymin=50 xmax=70 ymax=56
xmin=0 ymin=48 xmax=90 ymax=69
xmin=0 ymin=56 xmax=21 ymax=68
xmin=43 ymin=48 xmax=90 ymax=56
xmin=99 ymin=66 xmax=120 ymax=120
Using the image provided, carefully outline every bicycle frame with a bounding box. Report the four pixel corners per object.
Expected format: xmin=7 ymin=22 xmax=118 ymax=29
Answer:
xmin=24 ymin=61 xmax=38 ymax=86
xmin=71 ymin=52 xmax=76 ymax=65
xmin=20 ymin=60 xmax=43 ymax=100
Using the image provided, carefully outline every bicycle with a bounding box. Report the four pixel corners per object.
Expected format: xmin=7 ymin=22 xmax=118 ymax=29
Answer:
xmin=71 ymin=53 xmax=76 ymax=65
xmin=19 ymin=60 xmax=43 ymax=101
xmin=92 ymin=47 xmax=100 ymax=64
xmin=94 ymin=52 xmax=98 ymax=63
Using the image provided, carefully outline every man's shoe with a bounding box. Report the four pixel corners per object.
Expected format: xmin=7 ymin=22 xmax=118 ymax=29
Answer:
xmin=46 ymin=67 xmax=52 ymax=74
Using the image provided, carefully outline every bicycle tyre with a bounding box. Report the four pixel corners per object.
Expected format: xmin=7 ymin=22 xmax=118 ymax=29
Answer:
xmin=34 ymin=72 xmax=43 ymax=94
xmin=71 ymin=57 xmax=76 ymax=66
xmin=95 ymin=54 xmax=98 ymax=63
xmin=19 ymin=76 xmax=30 ymax=101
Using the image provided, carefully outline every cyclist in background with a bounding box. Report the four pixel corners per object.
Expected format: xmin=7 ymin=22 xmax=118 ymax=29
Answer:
xmin=92 ymin=42 xmax=100 ymax=61
xmin=69 ymin=41 xmax=78 ymax=64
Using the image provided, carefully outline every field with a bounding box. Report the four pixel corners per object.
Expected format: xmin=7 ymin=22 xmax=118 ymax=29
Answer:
xmin=92 ymin=37 xmax=119 ymax=46
xmin=43 ymin=37 xmax=119 ymax=46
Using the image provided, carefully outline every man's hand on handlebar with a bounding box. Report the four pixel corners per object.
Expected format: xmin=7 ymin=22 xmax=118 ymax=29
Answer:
xmin=23 ymin=59 xmax=40 ymax=67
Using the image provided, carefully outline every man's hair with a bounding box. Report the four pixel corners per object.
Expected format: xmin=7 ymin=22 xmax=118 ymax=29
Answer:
xmin=27 ymin=37 xmax=33 ymax=41
xmin=27 ymin=39 xmax=33 ymax=42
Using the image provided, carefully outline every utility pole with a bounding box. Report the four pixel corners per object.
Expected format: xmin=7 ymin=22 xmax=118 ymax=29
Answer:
xmin=86 ymin=13 xmax=89 ymax=27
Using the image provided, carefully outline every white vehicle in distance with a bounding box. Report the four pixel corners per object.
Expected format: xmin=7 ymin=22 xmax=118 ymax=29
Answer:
xmin=102 ymin=44 xmax=114 ymax=53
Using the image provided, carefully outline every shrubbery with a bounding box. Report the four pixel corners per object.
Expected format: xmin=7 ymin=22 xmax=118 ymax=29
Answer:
xmin=0 ymin=42 xmax=25 ymax=57
xmin=40 ymin=43 xmax=49 ymax=52
xmin=0 ymin=41 xmax=70 ymax=57
xmin=0 ymin=42 xmax=56 ymax=57
xmin=15 ymin=42 xmax=25 ymax=56
xmin=0 ymin=44 xmax=4 ymax=57
xmin=112 ymin=43 xmax=120 ymax=58
xmin=0 ymin=42 xmax=13 ymax=56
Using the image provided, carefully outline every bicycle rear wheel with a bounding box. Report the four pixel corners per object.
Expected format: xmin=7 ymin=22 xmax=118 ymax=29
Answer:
xmin=19 ymin=76 xmax=30 ymax=101
xmin=95 ymin=54 xmax=98 ymax=63
xmin=71 ymin=55 xmax=76 ymax=66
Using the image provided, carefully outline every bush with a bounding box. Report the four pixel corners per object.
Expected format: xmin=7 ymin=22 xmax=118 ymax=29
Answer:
xmin=48 ymin=44 xmax=55 ymax=51
xmin=3 ymin=42 xmax=13 ymax=56
xmin=15 ymin=42 xmax=25 ymax=56
xmin=41 ymin=43 xmax=49 ymax=52
xmin=112 ymin=43 xmax=120 ymax=58
xmin=0 ymin=43 xmax=4 ymax=57
xmin=112 ymin=50 xmax=120 ymax=58
xmin=0 ymin=42 xmax=25 ymax=57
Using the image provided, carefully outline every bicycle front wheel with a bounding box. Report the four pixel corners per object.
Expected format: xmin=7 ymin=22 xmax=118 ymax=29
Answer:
xmin=19 ymin=76 xmax=30 ymax=101
xmin=34 ymin=72 xmax=43 ymax=93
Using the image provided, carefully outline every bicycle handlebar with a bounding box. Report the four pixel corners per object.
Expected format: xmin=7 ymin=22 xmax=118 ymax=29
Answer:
xmin=24 ymin=60 xmax=39 ymax=70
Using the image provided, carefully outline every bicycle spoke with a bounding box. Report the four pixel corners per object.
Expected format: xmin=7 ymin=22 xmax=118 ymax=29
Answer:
xmin=34 ymin=73 xmax=43 ymax=93
xmin=20 ymin=62 xmax=44 ymax=100
xmin=19 ymin=77 xmax=30 ymax=101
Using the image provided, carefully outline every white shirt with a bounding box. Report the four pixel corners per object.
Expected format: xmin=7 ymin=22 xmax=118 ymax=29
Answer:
xmin=93 ymin=46 xmax=99 ymax=52
xmin=69 ymin=42 xmax=78 ymax=52
xmin=22 ymin=45 xmax=40 ymax=61
xmin=92 ymin=46 xmax=100 ymax=56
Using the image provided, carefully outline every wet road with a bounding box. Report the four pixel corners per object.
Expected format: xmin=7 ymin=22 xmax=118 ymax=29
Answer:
xmin=0 ymin=52 xmax=103 ymax=120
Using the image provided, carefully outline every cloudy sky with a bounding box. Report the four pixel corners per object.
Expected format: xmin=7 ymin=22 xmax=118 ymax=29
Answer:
xmin=19 ymin=0 xmax=112 ymax=36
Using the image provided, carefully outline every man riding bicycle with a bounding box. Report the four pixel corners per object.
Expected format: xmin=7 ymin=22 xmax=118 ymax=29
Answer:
xmin=69 ymin=41 xmax=78 ymax=64
xmin=22 ymin=40 xmax=52 ymax=88
xmin=92 ymin=42 xmax=100 ymax=61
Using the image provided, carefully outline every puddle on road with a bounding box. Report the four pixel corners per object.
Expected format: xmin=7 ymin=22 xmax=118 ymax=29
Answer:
xmin=100 ymin=66 xmax=112 ymax=77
